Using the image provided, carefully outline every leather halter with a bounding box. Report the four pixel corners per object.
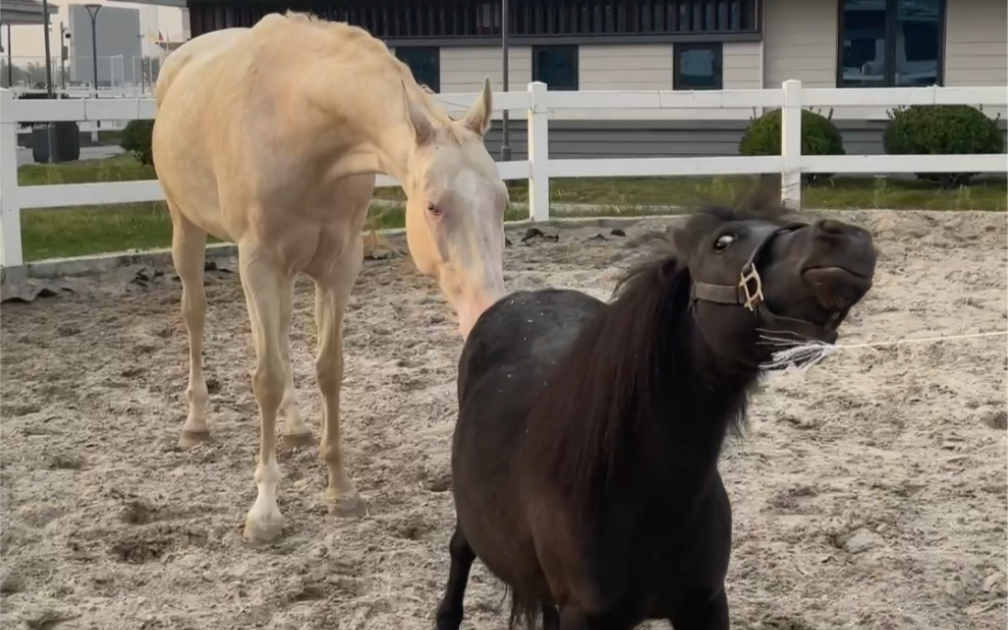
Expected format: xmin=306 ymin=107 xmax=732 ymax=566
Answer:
xmin=689 ymin=222 xmax=843 ymax=341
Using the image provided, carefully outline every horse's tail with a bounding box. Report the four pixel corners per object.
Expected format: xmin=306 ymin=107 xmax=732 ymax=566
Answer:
xmin=505 ymin=584 xmax=544 ymax=630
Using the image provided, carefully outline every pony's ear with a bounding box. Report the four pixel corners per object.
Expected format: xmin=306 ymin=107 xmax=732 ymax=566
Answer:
xmin=667 ymin=225 xmax=694 ymax=263
xmin=402 ymin=79 xmax=436 ymax=146
xmin=462 ymin=77 xmax=494 ymax=137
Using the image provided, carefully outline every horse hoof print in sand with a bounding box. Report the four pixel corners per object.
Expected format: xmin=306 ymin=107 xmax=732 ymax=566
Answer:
xmin=436 ymin=198 xmax=877 ymax=629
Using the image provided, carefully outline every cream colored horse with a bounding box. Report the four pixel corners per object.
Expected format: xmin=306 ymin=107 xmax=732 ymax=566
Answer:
xmin=152 ymin=12 xmax=508 ymax=544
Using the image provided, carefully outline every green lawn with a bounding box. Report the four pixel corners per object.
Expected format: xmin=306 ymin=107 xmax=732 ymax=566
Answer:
xmin=16 ymin=155 xmax=1008 ymax=262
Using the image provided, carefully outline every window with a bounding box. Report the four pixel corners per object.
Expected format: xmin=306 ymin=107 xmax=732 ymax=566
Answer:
xmin=673 ymin=43 xmax=723 ymax=90
xmin=532 ymin=45 xmax=579 ymax=91
xmin=837 ymin=0 xmax=944 ymax=87
xmin=395 ymin=46 xmax=440 ymax=93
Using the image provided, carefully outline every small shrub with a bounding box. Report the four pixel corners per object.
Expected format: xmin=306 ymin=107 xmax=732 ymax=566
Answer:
xmin=883 ymin=104 xmax=1004 ymax=188
xmin=739 ymin=107 xmax=845 ymax=185
xmin=120 ymin=119 xmax=155 ymax=166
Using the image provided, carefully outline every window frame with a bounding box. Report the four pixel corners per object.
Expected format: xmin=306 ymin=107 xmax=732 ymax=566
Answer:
xmin=394 ymin=45 xmax=441 ymax=93
xmin=835 ymin=0 xmax=946 ymax=88
xmin=672 ymin=42 xmax=724 ymax=91
xmin=531 ymin=44 xmax=580 ymax=91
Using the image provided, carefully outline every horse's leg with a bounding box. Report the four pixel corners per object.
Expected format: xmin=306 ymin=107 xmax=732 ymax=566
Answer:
xmin=558 ymin=606 xmax=588 ymax=630
xmin=668 ymin=588 xmax=729 ymax=630
xmin=541 ymin=603 xmax=560 ymax=630
xmin=314 ymin=240 xmax=365 ymax=517
xmin=559 ymin=606 xmax=638 ymax=630
xmin=169 ymin=206 xmax=210 ymax=448
xmin=435 ymin=521 xmax=476 ymax=630
xmin=238 ymin=243 xmax=293 ymax=543
xmin=278 ymin=279 xmax=313 ymax=447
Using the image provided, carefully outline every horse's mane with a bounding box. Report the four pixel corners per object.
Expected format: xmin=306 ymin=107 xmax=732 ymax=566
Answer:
xmin=523 ymin=187 xmax=790 ymax=523
xmin=278 ymin=11 xmax=470 ymax=144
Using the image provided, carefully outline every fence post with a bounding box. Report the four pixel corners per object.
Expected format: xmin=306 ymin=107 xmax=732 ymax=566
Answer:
xmin=780 ymin=79 xmax=802 ymax=210
xmin=0 ymin=88 xmax=25 ymax=279
xmin=526 ymin=81 xmax=550 ymax=222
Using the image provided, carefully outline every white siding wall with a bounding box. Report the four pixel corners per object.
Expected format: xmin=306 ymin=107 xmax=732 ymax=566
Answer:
xmin=761 ymin=0 xmax=889 ymax=118
xmin=763 ymin=0 xmax=837 ymax=88
xmin=439 ymin=46 xmax=531 ymax=118
xmin=764 ymin=0 xmax=1007 ymax=119
xmin=558 ymin=41 xmax=763 ymax=120
xmin=436 ymin=42 xmax=763 ymax=120
xmin=560 ymin=44 xmax=672 ymax=120
xmin=431 ymin=0 xmax=1006 ymax=121
xmin=945 ymin=0 xmax=1007 ymax=117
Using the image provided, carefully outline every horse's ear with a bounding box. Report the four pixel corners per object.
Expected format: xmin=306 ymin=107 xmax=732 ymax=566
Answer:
xmin=463 ymin=77 xmax=494 ymax=137
xmin=667 ymin=225 xmax=694 ymax=263
xmin=402 ymin=79 xmax=436 ymax=146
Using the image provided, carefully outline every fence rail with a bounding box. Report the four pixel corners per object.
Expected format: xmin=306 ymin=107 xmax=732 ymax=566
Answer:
xmin=2 ymin=80 xmax=1006 ymax=270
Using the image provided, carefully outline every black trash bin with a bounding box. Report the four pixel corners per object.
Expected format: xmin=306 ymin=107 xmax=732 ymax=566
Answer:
xmin=29 ymin=120 xmax=81 ymax=163
xmin=31 ymin=125 xmax=52 ymax=164
xmin=56 ymin=121 xmax=81 ymax=162
xmin=22 ymin=92 xmax=82 ymax=164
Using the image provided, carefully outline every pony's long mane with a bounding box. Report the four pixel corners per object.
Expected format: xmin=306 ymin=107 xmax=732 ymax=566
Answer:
xmin=522 ymin=187 xmax=791 ymax=524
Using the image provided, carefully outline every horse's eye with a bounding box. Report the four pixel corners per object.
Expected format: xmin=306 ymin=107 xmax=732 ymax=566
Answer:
xmin=714 ymin=234 xmax=734 ymax=251
xmin=426 ymin=202 xmax=443 ymax=217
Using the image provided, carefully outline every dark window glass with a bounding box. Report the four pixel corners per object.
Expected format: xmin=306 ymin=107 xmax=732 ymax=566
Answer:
xmin=839 ymin=0 xmax=889 ymax=86
xmin=395 ymin=47 xmax=440 ymax=93
xmin=674 ymin=43 xmax=723 ymax=90
xmin=838 ymin=0 xmax=942 ymax=87
xmin=189 ymin=0 xmax=762 ymax=41
xmin=895 ymin=0 xmax=940 ymax=86
xmin=532 ymin=45 xmax=579 ymax=91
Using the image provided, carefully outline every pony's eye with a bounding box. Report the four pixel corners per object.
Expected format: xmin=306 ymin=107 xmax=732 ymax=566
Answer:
xmin=714 ymin=234 xmax=734 ymax=251
xmin=426 ymin=202 xmax=443 ymax=217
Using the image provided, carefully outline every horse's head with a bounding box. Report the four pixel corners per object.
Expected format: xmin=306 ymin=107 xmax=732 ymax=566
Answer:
xmin=399 ymin=78 xmax=508 ymax=339
xmin=671 ymin=201 xmax=877 ymax=368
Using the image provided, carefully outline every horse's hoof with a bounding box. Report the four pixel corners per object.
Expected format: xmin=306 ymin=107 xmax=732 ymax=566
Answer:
xmin=331 ymin=495 xmax=367 ymax=519
xmin=243 ymin=515 xmax=283 ymax=544
xmin=282 ymin=431 xmax=316 ymax=449
xmin=178 ymin=429 xmax=210 ymax=449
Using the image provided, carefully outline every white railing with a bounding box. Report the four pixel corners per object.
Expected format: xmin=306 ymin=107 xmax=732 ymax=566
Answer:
xmin=1 ymin=80 xmax=1006 ymax=270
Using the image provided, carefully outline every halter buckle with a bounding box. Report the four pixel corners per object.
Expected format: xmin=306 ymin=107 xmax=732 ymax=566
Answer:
xmin=738 ymin=263 xmax=764 ymax=312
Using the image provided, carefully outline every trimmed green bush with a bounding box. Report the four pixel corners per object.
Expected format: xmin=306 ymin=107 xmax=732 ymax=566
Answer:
xmin=883 ymin=104 xmax=1004 ymax=188
xmin=120 ymin=119 xmax=155 ymax=166
xmin=739 ymin=108 xmax=845 ymax=185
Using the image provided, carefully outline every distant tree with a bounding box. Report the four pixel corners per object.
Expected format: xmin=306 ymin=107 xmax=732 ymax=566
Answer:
xmin=0 ymin=59 xmax=29 ymax=88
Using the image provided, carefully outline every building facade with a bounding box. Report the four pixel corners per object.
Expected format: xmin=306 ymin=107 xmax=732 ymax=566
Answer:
xmin=180 ymin=0 xmax=1007 ymax=158
xmin=68 ymin=4 xmax=143 ymax=88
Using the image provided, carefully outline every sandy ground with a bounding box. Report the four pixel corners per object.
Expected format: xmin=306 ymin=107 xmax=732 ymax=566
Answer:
xmin=1 ymin=209 xmax=1005 ymax=630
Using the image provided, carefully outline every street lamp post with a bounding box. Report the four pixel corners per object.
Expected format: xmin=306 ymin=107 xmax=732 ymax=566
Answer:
xmin=85 ymin=4 xmax=102 ymax=138
xmin=500 ymin=0 xmax=511 ymax=162
xmin=84 ymin=4 xmax=102 ymax=94
xmin=41 ymin=0 xmax=59 ymax=163
xmin=4 ymin=24 xmax=12 ymax=88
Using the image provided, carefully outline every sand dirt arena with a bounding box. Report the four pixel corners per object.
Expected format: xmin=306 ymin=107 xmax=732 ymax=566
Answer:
xmin=0 ymin=209 xmax=1005 ymax=630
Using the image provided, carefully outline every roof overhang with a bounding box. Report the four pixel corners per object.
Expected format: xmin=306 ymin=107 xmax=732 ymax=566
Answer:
xmin=107 ymin=0 xmax=187 ymax=7
xmin=0 ymin=0 xmax=60 ymax=26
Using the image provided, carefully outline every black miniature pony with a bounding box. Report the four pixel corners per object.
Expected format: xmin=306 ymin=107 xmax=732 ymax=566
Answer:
xmin=436 ymin=199 xmax=877 ymax=630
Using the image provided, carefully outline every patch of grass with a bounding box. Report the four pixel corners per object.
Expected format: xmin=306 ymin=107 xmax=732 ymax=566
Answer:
xmin=507 ymin=174 xmax=1008 ymax=211
xmin=22 ymin=156 xmax=1007 ymax=211
xmin=21 ymin=202 xmax=414 ymax=262
xmin=18 ymin=153 xmax=155 ymax=186
xmin=23 ymin=202 xmax=174 ymax=261
xmin=17 ymin=156 xmax=1006 ymax=261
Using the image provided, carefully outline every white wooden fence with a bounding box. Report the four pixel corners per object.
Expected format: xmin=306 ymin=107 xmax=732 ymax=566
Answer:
xmin=1 ymin=80 xmax=1006 ymax=270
